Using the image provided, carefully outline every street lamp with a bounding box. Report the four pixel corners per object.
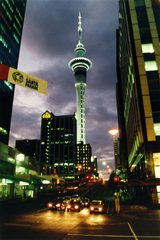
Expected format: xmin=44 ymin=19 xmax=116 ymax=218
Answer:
xmin=108 ymin=129 xmax=119 ymax=137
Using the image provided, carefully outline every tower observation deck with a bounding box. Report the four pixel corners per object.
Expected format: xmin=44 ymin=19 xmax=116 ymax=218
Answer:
xmin=68 ymin=12 xmax=92 ymax=144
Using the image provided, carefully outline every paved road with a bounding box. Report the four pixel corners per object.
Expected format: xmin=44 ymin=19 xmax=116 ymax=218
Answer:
xmin=0 ymin=206 xmax=160 ymax=240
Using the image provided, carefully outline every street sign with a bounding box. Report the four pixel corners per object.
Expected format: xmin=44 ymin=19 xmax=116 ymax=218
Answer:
xmin=0 ymin=64 xmax=48 ymax=94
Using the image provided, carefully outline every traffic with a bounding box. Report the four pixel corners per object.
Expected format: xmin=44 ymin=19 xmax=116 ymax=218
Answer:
xmin=46 ymin=180 xmax=106 ymax=214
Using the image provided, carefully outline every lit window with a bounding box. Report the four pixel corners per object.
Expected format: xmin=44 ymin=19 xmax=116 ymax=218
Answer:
xmin=4 ymin=81 xmax=13 ymax=90
xmin=145 ymin=61 xmax=158 ymax=71
xmin=155 ymin=166 xmax=160 ymax=178
xmin=142 ymin=43 xmax=154 ymax=53
xmin=154 ymin=123 xmax=160 ymax=136
xmin=153 ymin=153 xmax=160 ymax=178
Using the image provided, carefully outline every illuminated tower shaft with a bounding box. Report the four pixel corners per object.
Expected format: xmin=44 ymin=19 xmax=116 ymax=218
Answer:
xmin=69 ymin=13 xmax=92 ymax=144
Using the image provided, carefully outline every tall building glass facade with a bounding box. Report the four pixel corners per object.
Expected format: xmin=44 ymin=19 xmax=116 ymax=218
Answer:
xmin=0 ymin=0 xmax=26 ymax=144
xmin=117 ymin=0 xmax=160 ymax=204
xmin=40 ymin=111 xmax=77 ymax=178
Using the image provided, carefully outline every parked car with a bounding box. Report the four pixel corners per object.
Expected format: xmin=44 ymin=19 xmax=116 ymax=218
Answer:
xmin=47 ymin=197 xmax=66 ymax=211
xmin=89 ymin=200 xmax=105 ymax=214
xmin=66 ymin=199 xmax=83 ymax=212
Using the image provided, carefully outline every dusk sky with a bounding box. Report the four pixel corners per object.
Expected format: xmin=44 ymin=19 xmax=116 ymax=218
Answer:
xmin=9 ymin=0 xmax=119 ymax=178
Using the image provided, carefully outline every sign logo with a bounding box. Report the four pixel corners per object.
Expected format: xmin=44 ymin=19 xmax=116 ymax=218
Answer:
xmin=42 ymin=111 xmax=51 ymax=119
xmin=12 ymin=72 xmax=24 ymax=83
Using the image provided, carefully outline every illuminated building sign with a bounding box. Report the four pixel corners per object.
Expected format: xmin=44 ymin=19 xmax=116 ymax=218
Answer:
xmin=42 ymin=111 xmax=51 ymax=119
xmin=0 ymin=64 xmax=48 ymax=94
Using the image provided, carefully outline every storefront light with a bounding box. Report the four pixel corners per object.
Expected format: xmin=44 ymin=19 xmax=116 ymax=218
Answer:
xmin=19 ymin=181 xmax=29 ymax=186
xmin=16 ymin=153 xmax=25 ymax=162
xmin=42 ymin=180 xmax=50 ymax=184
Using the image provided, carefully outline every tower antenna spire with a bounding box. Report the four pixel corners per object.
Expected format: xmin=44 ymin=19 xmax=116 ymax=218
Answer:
xmin=78 ymin=12 xmax=82 ymax=44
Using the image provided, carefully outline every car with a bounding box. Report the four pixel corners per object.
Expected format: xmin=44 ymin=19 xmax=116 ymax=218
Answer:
xmin=47 ymin=197 xmax=66 ymax=211
xmin=81 ymin=197 xmax=90 ymax=208
xmin=71 ymin=194 xmax=81 ymax=201
xmin=66 ymin=199 xmax=83 ymax=212
xmin=62 ymin=195 xmax=71 ymax=204
xmin=89 ymin=200 xmax=105 ymax=214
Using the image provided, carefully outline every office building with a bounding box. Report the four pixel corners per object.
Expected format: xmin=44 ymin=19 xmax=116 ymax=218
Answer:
xmin=91 ymin=156 xmax=98 ymax=176
xmin=76 ymin=142 xmax=92 ymax=174
xmin=40 ymin=111 xmax=77 ymax=178
xmin=0 ymin=0 xmax=27 ymax=144
xmin=69 ymin=13 xmax=92 ymax=144
xmin=117 ymin=0 xmax=160 ymax=204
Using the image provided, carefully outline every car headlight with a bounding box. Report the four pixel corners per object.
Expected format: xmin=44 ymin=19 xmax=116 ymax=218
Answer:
xmin=56 ymin=203 xmax=61 ymax=207
xmin=74 ymin=205 xmax=79 ymax=209
xmin=99 ymin=207 xmax=102 ymax=211
xmin=90 ymin=207 xmax=94 ymax=211
xmin=48 ymin=203 xmax=53 ymax=208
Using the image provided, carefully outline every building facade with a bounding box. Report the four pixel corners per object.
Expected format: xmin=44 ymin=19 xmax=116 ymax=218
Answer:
xmin=69 ymin=13 xmax=92 ymax=144
xmin=76 ymin=142 xmax=92 ymax=174
xmin=0 ymin=142 xmax=40 ymax=200
xmin=0 ymin=0 xmax=27 ymax=144
xmin=40 ymin=111 xmax=77 ymax=178
xmin=117 ymin=0 xmax=160 ymax=204
xmin=91 ymin=156 xmax=98 ymax=176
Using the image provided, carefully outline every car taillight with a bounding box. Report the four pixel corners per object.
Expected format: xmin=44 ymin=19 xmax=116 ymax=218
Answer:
xmin=67 ymin=204 xmax=71 ymax=209
xmin=48 ymin=203 xmax=53 ymax=208
xmin=74 ymin=205 xmax=79 ymax=209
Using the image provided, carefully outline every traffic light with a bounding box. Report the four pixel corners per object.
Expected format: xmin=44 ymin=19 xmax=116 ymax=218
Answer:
xmin=113 ymin=175 xmax=120 ymax=183
xmin=113 ymin=176 xmax=120 ymax=191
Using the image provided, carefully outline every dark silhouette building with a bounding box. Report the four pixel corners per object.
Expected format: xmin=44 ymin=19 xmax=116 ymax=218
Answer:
xmin=15 ymin=139 xmax=40 ymax=161
xmin=117 ymin=0 xmax=160 ymax=204
xmin=40 ymin=111 xmax=77 ymax=178
xmin=0 ymin=0 xmax=27 ymax=144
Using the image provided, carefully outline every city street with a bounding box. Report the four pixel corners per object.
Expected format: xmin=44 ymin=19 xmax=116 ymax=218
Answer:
xmin=0 ymin=206 xmax=160 ymax=240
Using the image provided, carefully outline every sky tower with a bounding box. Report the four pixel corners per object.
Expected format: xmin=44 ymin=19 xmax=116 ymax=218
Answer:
xmin=69 ymin=13 xmax=92 ymax=144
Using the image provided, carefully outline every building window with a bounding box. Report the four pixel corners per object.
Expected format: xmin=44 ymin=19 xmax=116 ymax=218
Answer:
xmin=135 ymin=0 xmax=145 ymax=7
xmin=142 ymin=43 xmax=154 ymax=53
xmin=154 ymin=123 xmax=160 ymax=136
xmin=145 ymin=61 xmax=158 ymax=71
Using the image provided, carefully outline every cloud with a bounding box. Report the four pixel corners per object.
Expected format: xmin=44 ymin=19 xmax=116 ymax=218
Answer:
xmin=10 ymin=0 xmax=119 ymax=178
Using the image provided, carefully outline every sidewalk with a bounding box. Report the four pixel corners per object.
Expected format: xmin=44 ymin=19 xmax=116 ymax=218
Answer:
xmin=120 ymin=204 xmax=160 ymax=221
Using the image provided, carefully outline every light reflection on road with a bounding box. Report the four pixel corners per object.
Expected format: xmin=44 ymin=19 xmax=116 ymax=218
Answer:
xmin=3 ymin=207 xmax=112 ymax=238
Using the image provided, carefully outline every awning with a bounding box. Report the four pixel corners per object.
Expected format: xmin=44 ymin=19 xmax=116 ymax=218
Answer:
xmin=0 ymin=174 xmax=31 ymax=183
xmin=118 ymin=178 xmax=160 ymax=187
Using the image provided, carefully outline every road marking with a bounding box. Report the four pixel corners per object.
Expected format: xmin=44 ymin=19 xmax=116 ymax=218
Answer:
xmin=68 ymin=233 xmax=160 ymax=239
xmin=137 ymin=237 xmax=160 ymax=239
xmin=128 ymin=222 xmax=138 ymax=240
xmin=68 ymin=233 xmax=136 ymax=238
